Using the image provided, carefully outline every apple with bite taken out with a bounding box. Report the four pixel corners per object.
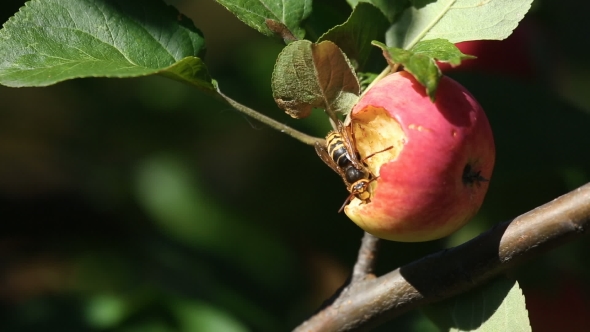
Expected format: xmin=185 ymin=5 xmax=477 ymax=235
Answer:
xmin=344 ymin=71 xmax=495 ymax=242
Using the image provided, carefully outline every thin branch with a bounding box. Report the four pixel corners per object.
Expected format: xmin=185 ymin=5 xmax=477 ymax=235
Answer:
xmin=217 ymin=91 xmax=324 ymax=146
xmin=294 ymin=182 xmax=590 ymax=332
xmin=311 ymin=233 xmax=381 ymax=316
xmin=351 ymin=232 xmax=380 ymax=283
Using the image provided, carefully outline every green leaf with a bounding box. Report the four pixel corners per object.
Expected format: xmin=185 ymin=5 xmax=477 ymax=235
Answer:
xmin=215 ymin=0 xmax=312 ymax=39
xmin=387 ymin=0 xmax=534 ymax=49
xmin=0 ymin=0 xmax=214 ymax=92
xmin=358 ymin=71 xmax=379 ymax=90
xmin=372 ymin=41 xmax=440 ymax=100
xmin=318 ymin=2 xmax=390 ymax=70
xmin=302 ymin=1 xmax=350 ymax=42
xmin=271 ymin=40 xmax=360 ymax=119
xmin=411 ymin=39 xmax=476 ymax=66
xmin=401 ymin=53 xmax=440 ymax=100
xmin=423 ymin=278 xmax=532 ymax=332
xmin=347 ymin=0 xmax=411 ymax=23
xmin=159 ymin=57 xmax=217 ymax=94
xmin=372 ymin=39 xmax=474 ymax=100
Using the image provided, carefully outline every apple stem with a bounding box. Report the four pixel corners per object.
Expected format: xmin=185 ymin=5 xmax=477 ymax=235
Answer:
xmin=344 ymin=64 xmax=396 ymax=125
xmin=323 ymin=105 xmax=341 ymax=131
xmin=217 ymin=91 xmax=324 ymax=146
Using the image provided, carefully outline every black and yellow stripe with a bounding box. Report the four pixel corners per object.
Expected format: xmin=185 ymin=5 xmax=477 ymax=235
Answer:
xmin=326 ymin=132 xmax=352 ymax=169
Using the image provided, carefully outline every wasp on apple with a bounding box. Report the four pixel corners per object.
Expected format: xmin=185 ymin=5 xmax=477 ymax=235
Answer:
xmin=315 ymin=120 xmax=392 ymax=212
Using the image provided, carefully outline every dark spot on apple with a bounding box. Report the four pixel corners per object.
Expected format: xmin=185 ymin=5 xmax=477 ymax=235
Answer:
xmin=462 ymin=163 xmax=488 ymax=187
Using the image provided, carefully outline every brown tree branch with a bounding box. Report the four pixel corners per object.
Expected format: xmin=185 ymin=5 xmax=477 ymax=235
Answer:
xmin=351 ymin=232 xmax=380 ymax=283
xmin=294 ymin=182 xmax=590 ymax=332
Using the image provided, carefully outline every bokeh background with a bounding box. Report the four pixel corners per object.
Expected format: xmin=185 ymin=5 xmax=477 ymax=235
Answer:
xmin=1 ymin=0 xmax=590 ymax=331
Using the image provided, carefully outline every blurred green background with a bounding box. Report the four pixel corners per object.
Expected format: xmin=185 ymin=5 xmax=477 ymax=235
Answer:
xmin=1 ymin=0 xmax=590 ymax=331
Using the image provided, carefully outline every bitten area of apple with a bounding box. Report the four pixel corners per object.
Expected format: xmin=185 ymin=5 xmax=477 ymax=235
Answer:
xmin=345 ymin=71 xmax=495 ymax=242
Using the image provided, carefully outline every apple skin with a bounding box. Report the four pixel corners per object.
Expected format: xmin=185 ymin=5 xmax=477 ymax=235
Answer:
xmin=344 ymin=71 xmax=495 ymax=242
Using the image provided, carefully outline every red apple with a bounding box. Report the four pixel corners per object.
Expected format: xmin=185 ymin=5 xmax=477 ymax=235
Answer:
xmin=344 ymin=71 xmax=495 ymax=242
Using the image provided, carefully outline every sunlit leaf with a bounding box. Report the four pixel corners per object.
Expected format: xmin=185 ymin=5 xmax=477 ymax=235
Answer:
xmin=424 ymin=278 xmax=532 ymax=332
xmin=411 ymin=39 xmax=476 ymax=66
xmin=0 ymin=0 xmax=213 ymax=93
xmin=387 ymin=0 xmax=534 ymax=49
xmin=346 ymin=0 xmax=410 ymax=22
xmin=372 ymin=39 xmax=473 ymax=100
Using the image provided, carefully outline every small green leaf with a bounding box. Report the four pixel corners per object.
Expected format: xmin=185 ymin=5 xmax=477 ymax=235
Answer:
xmin=0 ymin=0 xmax=212 ymax=91
xmin=318 ymin=2 xmax=390 ymax=70
xmin=358 ymin=71 xmax=379 ymax=90
xmin=159 ymin=57 xmax=216 ymax=94
xmin=347 ymin=0 xmax=411 ymax=23
xmin=387 ymin=0 xmax=534 ymax=49
xmin=372 ymin=39 xmax=474 ymax=100
xmin=216 ymin=0 xmax=312 ymax=39
xmin=271 ymin=40 xmax=360 ymax=118
xmin=412 ymin=39 xmax=476 ymax=66
xmin=372 ymin=41 xmax=439 ymax=101
xmin=423 ymin=278 xmax=532 ymax=332
xmin=402 ymin=53 xmax=440 ymax=100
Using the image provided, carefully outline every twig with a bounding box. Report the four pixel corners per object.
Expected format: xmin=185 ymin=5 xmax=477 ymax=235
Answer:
xmin=294 ymin=182 xmax=590 ymax=332
xmin=351 ymin=232 xmax=380 ymax=283
xmin=314 ymin=233 xmax=381 ymax=314
xmin=217 ymin=91 xmax=324 ymax=146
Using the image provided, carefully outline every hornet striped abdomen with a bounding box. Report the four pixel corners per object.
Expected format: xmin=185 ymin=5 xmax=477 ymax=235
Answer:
xmin=315 ymin=120 xmax=374 ymax=212
xmin=326 ymin=132 xmax=351 ymax=168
